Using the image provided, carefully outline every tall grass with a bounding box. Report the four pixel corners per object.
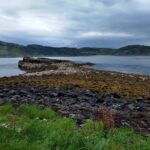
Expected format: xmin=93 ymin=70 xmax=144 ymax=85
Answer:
xmin=0 ymin=104 xmax=149 ymax=150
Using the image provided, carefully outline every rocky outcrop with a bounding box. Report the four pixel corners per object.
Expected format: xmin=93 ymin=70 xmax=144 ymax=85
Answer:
xmin=0 ymin=84 xmax=150 ymax=133
xmin=18 ymin=57 xmax=94 ymax=75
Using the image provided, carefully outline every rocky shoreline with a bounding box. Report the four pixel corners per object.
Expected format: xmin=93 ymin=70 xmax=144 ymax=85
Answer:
xmin=0 ymin=57 xmax=150 ymax=134
xmin=0 ymin=84 xmax=150 ymax=133
xmin=18 ymin=57 xmax=94 ymax=75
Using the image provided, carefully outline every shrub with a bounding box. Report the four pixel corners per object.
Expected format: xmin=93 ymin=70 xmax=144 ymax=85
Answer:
xmin=0 ymin=103 xmax=13 ymax=115
xmin=0 ymin=104 xmax=149 ymax=150
xmin=39 ymin=107 xmax=56 ymax=119
xmin=17 ymin=104 xmax=40 ymax=119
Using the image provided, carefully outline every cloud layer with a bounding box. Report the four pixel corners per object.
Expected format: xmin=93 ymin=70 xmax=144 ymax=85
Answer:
xmin=0 ymin=0 xmax=150 ymax=47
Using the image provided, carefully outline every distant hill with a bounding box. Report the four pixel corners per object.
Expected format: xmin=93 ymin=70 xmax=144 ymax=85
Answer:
xmin=114 ymin=45 xmax=150 ymax=55
xmin=0 ymin=41 xmax=150 ymax=57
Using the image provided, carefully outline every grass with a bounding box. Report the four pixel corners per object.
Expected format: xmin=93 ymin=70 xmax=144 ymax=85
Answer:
xmin=0 ymin=104 xmax=149 ymax=150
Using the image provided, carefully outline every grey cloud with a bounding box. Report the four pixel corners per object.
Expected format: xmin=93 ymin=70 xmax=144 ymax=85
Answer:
xmin=75 ymin=36 xmax=150 ymax=48
xmin=0 ymin=0 xmax=150 ymax=47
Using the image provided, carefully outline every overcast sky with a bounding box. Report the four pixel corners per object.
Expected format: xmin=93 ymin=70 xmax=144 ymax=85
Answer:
xmin=0 ymin=0 xmax=150 ymax=48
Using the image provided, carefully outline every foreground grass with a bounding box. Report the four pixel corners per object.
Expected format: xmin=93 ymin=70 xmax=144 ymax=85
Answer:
xmin=0 ymin=104 xmax=150 ymax=150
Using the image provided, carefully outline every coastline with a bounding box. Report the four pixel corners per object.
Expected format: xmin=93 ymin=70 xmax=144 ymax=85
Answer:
xmin=0 ymin=57 xmax=150 ymax=133
xmin=16 ymin=57 xmax=150 ymax=99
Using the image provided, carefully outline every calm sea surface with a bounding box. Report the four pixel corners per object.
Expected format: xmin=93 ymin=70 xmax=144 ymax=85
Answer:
xmin=0 ymin=58 xmax=24 ymax=77
xmin=1 ymin=56 xmax=150 ymax=77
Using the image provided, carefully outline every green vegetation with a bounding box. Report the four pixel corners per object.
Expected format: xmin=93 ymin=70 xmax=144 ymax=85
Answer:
xmin=115 ymin=45 xmax=150 ymax=55
xmin=0 ymin=104 xmax=150 ymax=150
xmin=1 ymin=41 xmax=150 ymax=57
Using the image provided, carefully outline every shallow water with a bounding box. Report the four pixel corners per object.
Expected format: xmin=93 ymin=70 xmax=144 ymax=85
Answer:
xmin=0 ymin=58 xmax=24 ymax=77
xmin=1 ymin=56 xmax=150 ymax=77
xmin=48 ymin=56 xmax=150 ymax=75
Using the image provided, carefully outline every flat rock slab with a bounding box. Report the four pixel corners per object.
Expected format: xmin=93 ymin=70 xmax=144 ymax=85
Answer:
xmin=18 ymin=57 xmax=93 ymax=74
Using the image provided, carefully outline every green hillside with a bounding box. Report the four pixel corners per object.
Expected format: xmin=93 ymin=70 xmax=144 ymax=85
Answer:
xmin=0 ymin=41 xmax=150 ymax=57
xmin=114 ymin=45 xmax=150 ymax=55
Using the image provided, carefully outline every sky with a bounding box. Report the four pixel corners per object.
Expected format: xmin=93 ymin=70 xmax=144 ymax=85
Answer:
xmin=0 ymin=0 xmax=150 ymax=48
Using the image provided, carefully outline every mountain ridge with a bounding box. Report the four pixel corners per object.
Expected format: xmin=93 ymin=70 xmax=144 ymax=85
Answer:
xmin=0 ymin=40 xmax=150 ymax=57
